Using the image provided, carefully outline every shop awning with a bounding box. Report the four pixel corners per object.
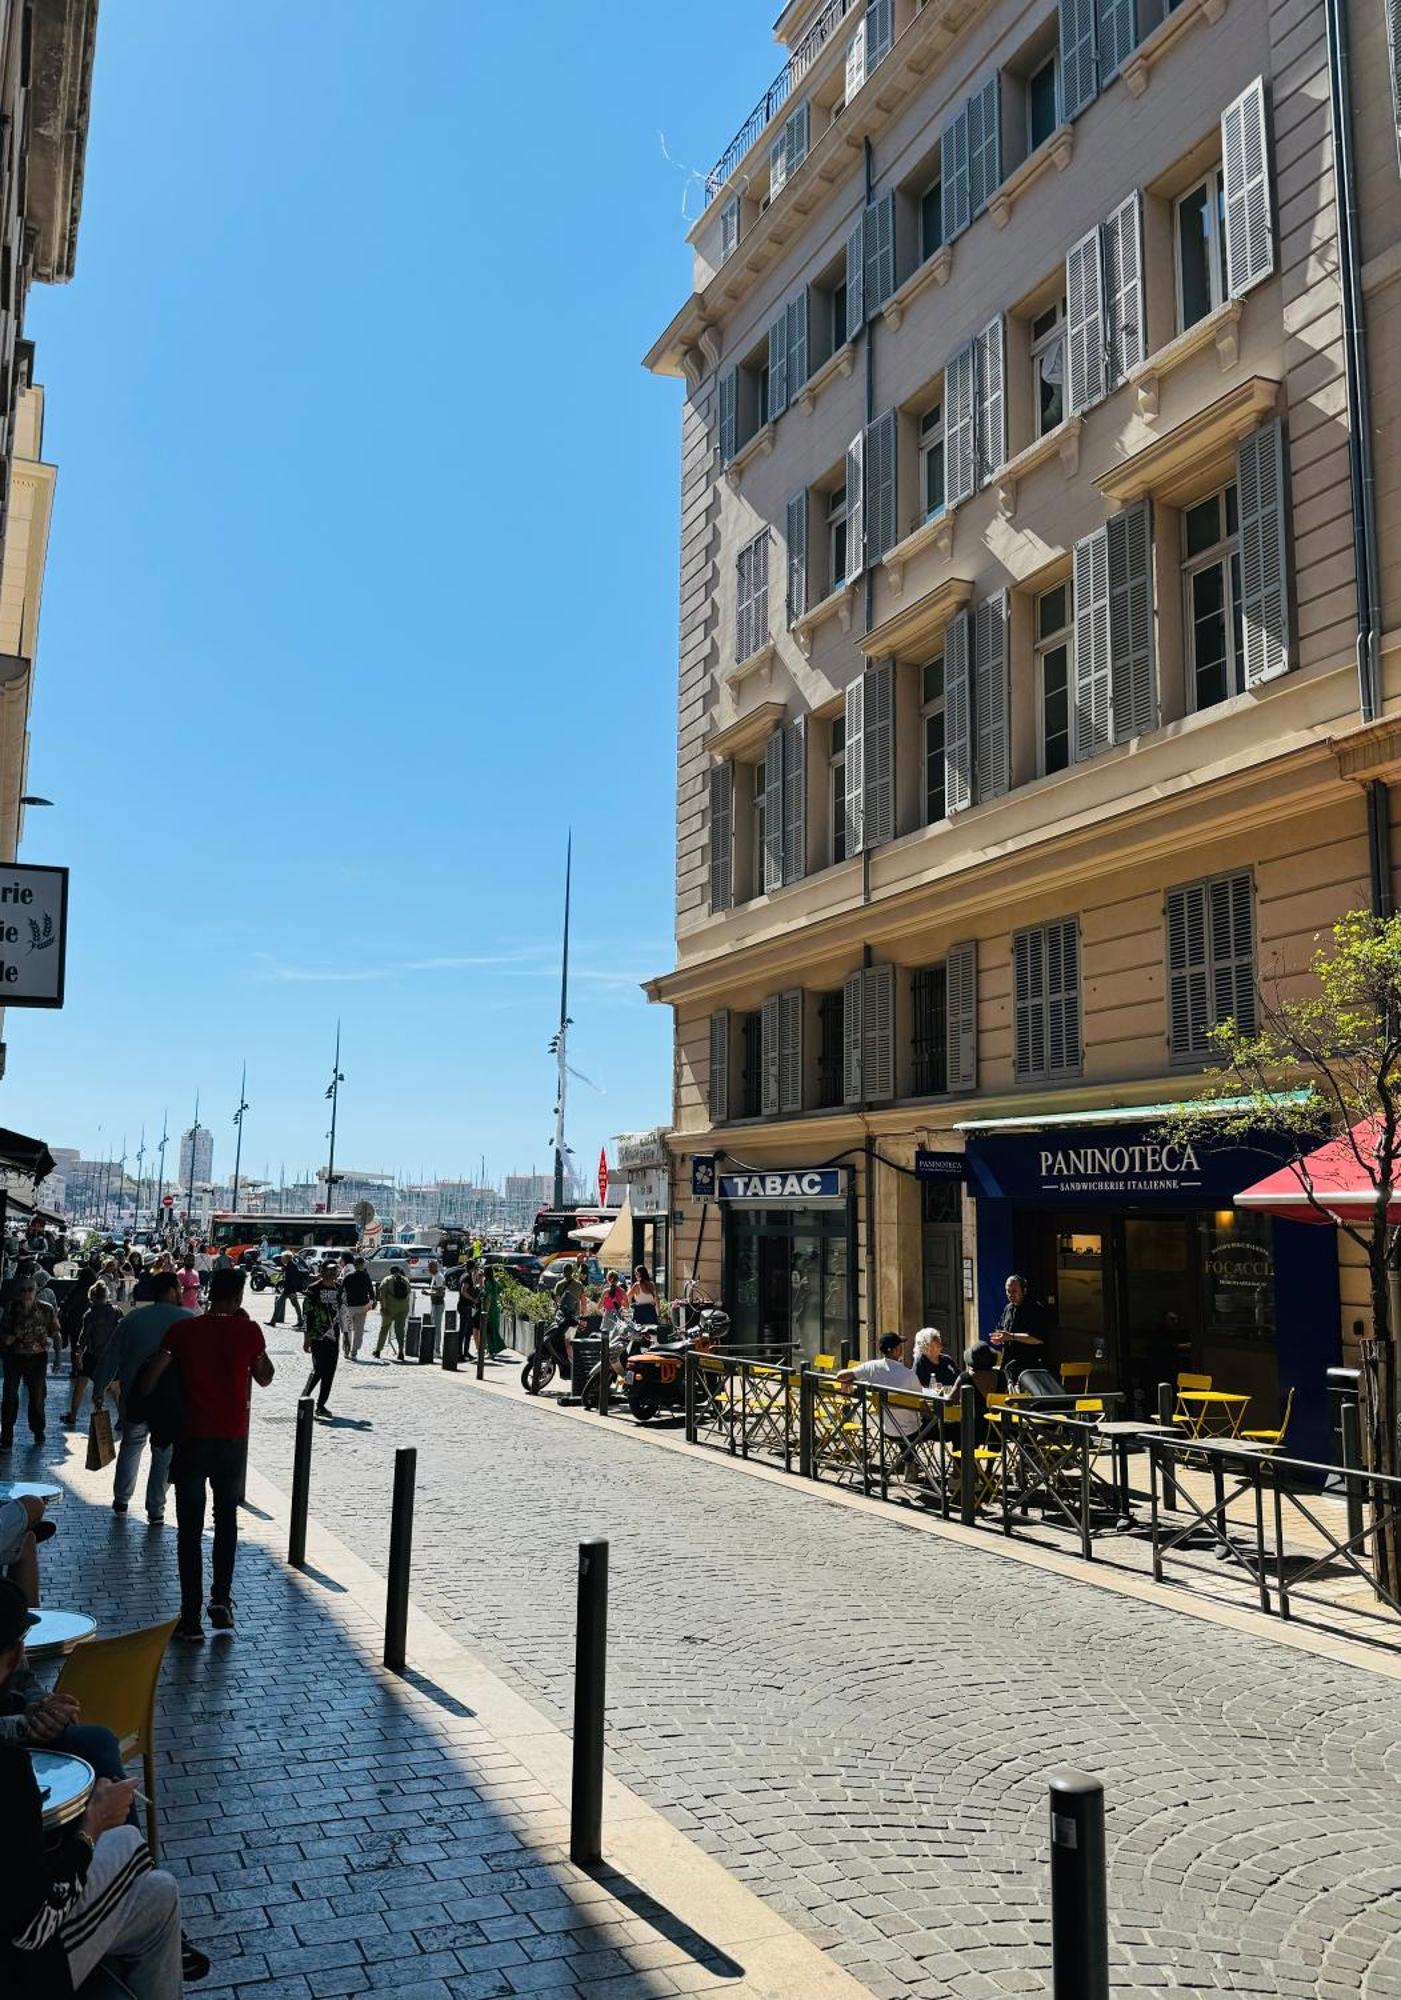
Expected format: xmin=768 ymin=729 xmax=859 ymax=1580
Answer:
xmin=0 ymin=1128 xmax=54 ymax=1183
xmin=1236 ymin=1117 xmax=1401 ymax=1225
xmin=955 ymin=1093 xmax=1310 ymax=1135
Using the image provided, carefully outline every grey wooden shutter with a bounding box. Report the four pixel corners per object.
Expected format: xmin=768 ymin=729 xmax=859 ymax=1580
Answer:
xmin=865 ymin=407 xmax=898 ymax=564
xmin=787 ymin=291 xmax=809 ymax=398
xmin=846 ymin=12 xmax=868 ymax=97
xmin=1222 ymin=78 xmax=1274 ymax=298
xmin=1166 ymin=883 xmax=1210 ymax=1060
xmin=863 ymin=193 xmax=896 ymax=316
xmin=1237 ymin=419 xmax=1290 ymax=686
xmin=945 ymin=337 xmax=977 ymax=505
xmin=1060 ymin=0 xmax=1099 ymax=119
xmin=845 ymin=214 xmax=866 ymax=340
xmin=783 ymin=716 xmax=807 ymax=885
xmin=944 ymin=609 xmax=973 ymax=813
xmin=1107 ymin=500 xmax=1154 ymax=740
xmin=709 ymin=761 xmax=734 ymax=913
xmin=779 ymin=989 xmax=804 ymax=1114
xmin=975 ymin=316 xmax=1006 ymax=487
xmin=846 ymin=428 xmax=866 ymax=577
xmin=720 ymin=198 xmax=740 ymax=262
xmin=735 ymin=539 xmax=754 ymax=662
xmin=769 ymin=130 xmax=790 ymax=198
xmin=767 ymin=310 xmax=789 ymax=420
xmin=1209 ymin=871 xmax=1256 ymax=1036
xmin=763 ymin=732 xmax=785 ymax=893
xmin=1103 ymin=191 xmax=1144 ymax=384
xmin=718 ymin=369 xmax=738 ymax=465
xmin=945 ymin=940 xmax=978 ymax=1092
xmin=1065 ymin=226 xmax=1106 ymax=418
xmin=1072 ymin=525 xmax=1111 ymax=761
xmin=1013 ymin=928 xmax=1044 ymax=1080
xmin=967 ymin=76 xmax=1002 ymax=219
xmin=785 ymin=491 xmax=807 ymax=624
xmin=1095 ymin=0 xmax=1137 ymax=83
xmin=1046 ymin=920 xmax=1080 ymax=1077
xmin=864 ymin=964 xmax=895 ymax=1103
xmin=761 ymin=994 xmax=783 ymax=1114
xmin=864 ymin=661 xmax=895 ymax=848
xmin=842 ymin=969 xmax=865 ymax=1103
xmin=709 ymin=1010 xmax=730 ymax=1123
xmin=973 ymin=591 xmax=1010 ymax=803
xmin=867 ymin=0 xmax=894 ymax=69
xmin=786 ymin=101 xmax=811 ymax=178
xmin=941 ymin=102 xmax=971 ymax=241
xmin=844 ymin=675 xmax=866 ymax=856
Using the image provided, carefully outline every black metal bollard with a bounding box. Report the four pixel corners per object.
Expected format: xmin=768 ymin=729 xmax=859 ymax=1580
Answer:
xmin=476 ymin=1311 xmax=487 ymax=1381
xmin=288 ymin=1396 xmax=314 ymax=1569
xmin=384 ymin=1446 xmax=417 ymax=1672
xmin=1341 ymin=1395 xmax=1365 ymax=1543
xmin=1049 ymin=1772 xmax=1109 ymax=2000
xmin=960 ymin=1383 xmax=978 ymax=1525
xmin=1156 ymin=1382 xmax=1178 ymax=1509
xmin=418 ymin=1318 xmax=436 ymax=1364
xmin=441 ymin=1321 xmax=460 ymax=1371
xmin=570 ymin=1538 xmax=609 ymax=1867
xmin=684 ymin=1348 xmax=697 ymax=1443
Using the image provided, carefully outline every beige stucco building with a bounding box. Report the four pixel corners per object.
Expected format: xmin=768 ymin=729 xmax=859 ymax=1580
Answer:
xmin=645 ymin=0 xmax=1401 ymax=1456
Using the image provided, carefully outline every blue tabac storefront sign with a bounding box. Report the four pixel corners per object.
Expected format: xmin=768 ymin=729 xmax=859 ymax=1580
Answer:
xmin=717 ymin=1168 xmax=847 ymax=1204
xmin=963 ymin=1121 xmax=1290 ymax=1208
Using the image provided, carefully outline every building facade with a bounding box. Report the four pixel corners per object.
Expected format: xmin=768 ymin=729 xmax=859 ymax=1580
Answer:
xmin=646 ymin=0 xmax=1401 ymax=1458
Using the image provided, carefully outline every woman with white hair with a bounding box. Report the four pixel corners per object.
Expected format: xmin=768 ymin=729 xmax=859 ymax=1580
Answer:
xmin=912 ymin=1326 xmax=958 ymax=1393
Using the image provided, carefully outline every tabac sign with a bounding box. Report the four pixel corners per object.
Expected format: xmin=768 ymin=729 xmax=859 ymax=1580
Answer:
xmin=0 ymin=864 xmax=68 ymax=1008
xmin=717 ymin=1167 xmax=848 ymax=1206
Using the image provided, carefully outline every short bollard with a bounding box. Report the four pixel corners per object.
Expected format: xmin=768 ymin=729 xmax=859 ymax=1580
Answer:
xmin=384 ymin=1446 xmax=417 ymax=1672
xmin=1156 ymin=1382 xmax=1178 ymax=1509
xmin=476 ymin=1313 xmax=487 ymax=1381
xmin=1341 ymin=1396 xmax=1365 ymax=1543
xmin=405 ymin=1319 xmax=420 ymax=1359
xmin=288 ymin=1396 xmax=315 ymax=1569
xmin=441 ymin=1321 xmax=460 ymax=1371
xmin=570 ymin=1538 xmax=609 ymax=1867
xmin=959 ymin=1383 xmax=977 ymax=1525
xmin=418 ymin=1321 xmax=436 ymax=1363
xmin=1049 ymin=1771 xmax=1109 ymax=2000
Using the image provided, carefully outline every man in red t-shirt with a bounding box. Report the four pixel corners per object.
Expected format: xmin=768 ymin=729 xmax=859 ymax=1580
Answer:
xmin=140 ymin=1268 xmax=274 ymax=1641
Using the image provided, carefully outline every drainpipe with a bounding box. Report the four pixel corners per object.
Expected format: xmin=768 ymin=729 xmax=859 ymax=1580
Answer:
xmin=862 ymin=133 xmax=877 ymax=911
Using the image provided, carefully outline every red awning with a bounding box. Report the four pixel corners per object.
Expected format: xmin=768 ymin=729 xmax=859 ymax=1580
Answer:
xmin=1235 ymin=1117 xmax=1401 ymax=1225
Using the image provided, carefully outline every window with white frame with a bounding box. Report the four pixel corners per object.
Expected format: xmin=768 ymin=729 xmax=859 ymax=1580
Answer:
xmin=1027 ymin=53 xmax=1060 ymax=151
xmin=829 ymin=716 xmax=848 ymax=865
xmin=1175 ymin=170 xmax=1228 ymax=332
xmin=827 ymin=482 xmax=850 ymax=593
xmin=920 ymin=176 xmax=944 ymax=261
xmin=1036 ymin=581 xmax=1072 ymax=774
xmin=1030 ymin=298 xmax=1066 ymax=437
xmin=922 ymin=655 xmax=947 ymax=825
xmin=919 ymin=399 xmax=945 ymax=521
xmin=1183 ymin=483 xmax=1244 ymax=712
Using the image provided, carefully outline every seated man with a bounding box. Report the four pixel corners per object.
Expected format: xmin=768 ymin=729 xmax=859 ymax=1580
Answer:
xmin=0 ymin=1577 xmax=133 ymax=1792
xmin=0 ymin=1494 xmax=49 ymax=1606
xmin=836 ymin=1332 xmax=925 ymax=1445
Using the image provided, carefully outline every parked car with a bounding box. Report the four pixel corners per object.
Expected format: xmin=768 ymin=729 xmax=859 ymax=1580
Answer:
xmin=367 ymin=1243 xmax=442 ymax=1289
xmin=479 ymin=1251 xmax=545 ymax=1290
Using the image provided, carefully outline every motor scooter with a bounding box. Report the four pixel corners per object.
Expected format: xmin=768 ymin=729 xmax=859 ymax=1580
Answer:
xmin=520 ymin=1309 xmax=577 ymax=1393
xmin=624 ymin=1307 xmax=730 ymax=1422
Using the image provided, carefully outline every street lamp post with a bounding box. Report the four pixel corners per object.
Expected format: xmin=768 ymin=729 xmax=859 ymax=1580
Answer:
xmin=133 ymin=1127 xmax=146 ymax=1238
xmin=231 ymin=1063 xmax=249 ymax=1215
xmin=185 ymin=1093 xmax=202 ymax=1233
xmin=324 ymin=1023 xmax=345 ymax=1213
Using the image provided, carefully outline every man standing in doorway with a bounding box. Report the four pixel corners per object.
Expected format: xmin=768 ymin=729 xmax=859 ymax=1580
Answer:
xmin=140 ymin=1267 xmax=274 ymax=1641
xmin=989 ymin=1273 xmax=1049 ymax=1383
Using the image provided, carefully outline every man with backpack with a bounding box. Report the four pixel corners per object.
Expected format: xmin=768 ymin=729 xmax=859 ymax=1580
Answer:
xmin=375 ymin=1265 xmax=411 ymax=1360
xmin=89 ymin=1270 xmax=190 ymax=1523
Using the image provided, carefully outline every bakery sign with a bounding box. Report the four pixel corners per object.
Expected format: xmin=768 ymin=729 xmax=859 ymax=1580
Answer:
xmin=0 ymin=864 xmax=68 ymax=1008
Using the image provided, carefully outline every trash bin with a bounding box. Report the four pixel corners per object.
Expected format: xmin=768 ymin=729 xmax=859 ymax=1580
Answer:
xmin=571 ymin=1335 xmax=604 ymax=1406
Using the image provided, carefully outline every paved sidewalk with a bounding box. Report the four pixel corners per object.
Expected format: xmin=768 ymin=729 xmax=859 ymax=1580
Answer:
xmin=14 ymin=1415 xmax=871 ymax=2000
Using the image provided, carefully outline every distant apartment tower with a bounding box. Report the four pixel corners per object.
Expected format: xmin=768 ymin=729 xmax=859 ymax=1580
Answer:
xmin=179 ymin=1125 xmax=214 ymax=1188
xmin=505 ymin=1173 xmax=553 ymax=1215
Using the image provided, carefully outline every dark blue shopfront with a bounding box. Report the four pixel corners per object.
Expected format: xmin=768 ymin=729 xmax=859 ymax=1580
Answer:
xmin=963 ymin=1119 xmax=1340 ymax=1462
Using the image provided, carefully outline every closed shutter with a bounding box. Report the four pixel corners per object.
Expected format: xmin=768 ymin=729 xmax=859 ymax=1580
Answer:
xmin=842 ymin=968 xmax=865 ymax=1103
xmin=967 ymin=75 xmax=1002 ymax=219
xmin=767 ymin=309 xmax=789 ymax=419
xmin=975 ymin=316 xmax=1006 ymax=487
xmin=867 ymin=0 xmax=894 ymax=69
xmin=945 ymin=939 xmax=978 ymax=1092
xmin=720 ymin=198 xmax=740 ymax=262
xmin=944 ymin=608 xmax=974 ymax=813
xmin=761 ymin=994 xmax=782 ymax=1114
xmin=1013 ymin=928 xmax=1044 ymax=1081
xmin=763 ymin=732 xmax=785 ymax=893
xmin=709 ymin=1010 xmax=730 ymax=1123
xmin=736 ymin=533 xmax=768 ymax=661
xmin=1095 ymin=0 xmax=1137 ymax=82
xmin=769 ymin=130 xmax=790 ymax=198
xmin=785 ymin=491 xmax=808 ymax=624
xmin=1222 ymin=78 xmax=1274 ymax=297
xmin=1065 ymin=226 xmax=1106 ymax=417
xmin=1209 ymin=872 xmax=1256 ymax=1036
xmin=779 ymin=989 xmax=804 ymax=1114
xmin=786 ymin=100 xmax=811 ymax=179
xmin=941 ymin=101 xmax=971 ymax=242
xmin=1046 ymin=920 xmax=1080 ymax=1077
xmin=846 ymin=428 xmax=866 ymax=578
xmin=863 ymin=192 xmax=896 ymax=316
xmin=865 ymin=407 xmax=898 ymax=563
xmin=709 ymin=762 xmax=734 ymax=913
xmin=1237 ymin=419 xmax=1290 ymax=686
xmin=718 ymin=368 xmax=738 ymax=465
xmin=844 ymin=674 xmax=866 ymax=856
xmin=1060 ymin=0 xmax=1099 ymax=119
xmin=1107 ymin=500 xmax=1154 ymax=739
xmin=1166 ymin=883 xmax=1211 ymax=1060
xmin=864 ymin=964 xmax=896 ymax=1103
xmin=846 ymin=13 xmax=868 ymax=97
xmin=783 ymin=715 xmax=807 ymax=885
xmin=1072 ymin=524 xmax=1111 ymax=761
xmin=787 ymin=291 xmax=809 ymax=398
xmin=945 ymin=337 xmax=977 ymax=505
xmin=1103 ymin=190 xmax=1144 ymax=384
xmin=845 ymin=214 xmax=866 ymax=340
xmin=863 ymin=660 xmax=895 ymax=848
xmin=973 ymin=591 xmax=1010 ymax=802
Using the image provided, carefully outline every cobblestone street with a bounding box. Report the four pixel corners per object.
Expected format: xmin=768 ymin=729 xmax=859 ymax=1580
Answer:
xmin=243 ymin=1306 xmax=1401 ymax=1998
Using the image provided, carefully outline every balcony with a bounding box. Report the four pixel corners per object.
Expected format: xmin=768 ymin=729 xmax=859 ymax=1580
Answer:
xmin=704 ymin=0 xmax=860 ymax=206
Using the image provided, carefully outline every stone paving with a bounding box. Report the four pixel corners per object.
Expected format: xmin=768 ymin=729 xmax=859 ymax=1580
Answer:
xmin=240 ymin=1303 xmax=1401 ymax=1999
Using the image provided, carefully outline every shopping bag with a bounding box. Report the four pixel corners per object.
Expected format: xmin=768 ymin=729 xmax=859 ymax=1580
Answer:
xmin=86 ymin=1406 xmax=116 ymax=1471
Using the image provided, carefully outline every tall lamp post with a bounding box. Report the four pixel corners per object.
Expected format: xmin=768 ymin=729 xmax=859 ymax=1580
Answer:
xmin=132 ymin=1127 xmax=146 ymax=1238
xmin=185 ymin=1093 xmax=202 ymax=1232
xmin=324 ymin=1023 xmax=344 ymax=1213
xmin=153 ymin=1115 xmax=169 ymax=1239
xmin=550 ymin=834 xmax=572 ymax=1212
xmin=231 ymin=1063 xmax=249 ymax=1214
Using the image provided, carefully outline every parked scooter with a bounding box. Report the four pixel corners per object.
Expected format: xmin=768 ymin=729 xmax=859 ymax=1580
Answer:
xmin=520 ymin=1310 xmax=576 ymax=1394
xmin=624 ymin=1307 xmax=730 ymax=1422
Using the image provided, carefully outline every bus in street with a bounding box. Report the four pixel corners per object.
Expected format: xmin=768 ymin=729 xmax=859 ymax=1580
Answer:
xmin=207 ymin=1211 xmax=363 ymax=1263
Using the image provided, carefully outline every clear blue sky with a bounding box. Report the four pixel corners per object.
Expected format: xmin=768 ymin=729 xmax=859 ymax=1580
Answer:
xmin=2 ymin=0 xmax=778 ymax=1189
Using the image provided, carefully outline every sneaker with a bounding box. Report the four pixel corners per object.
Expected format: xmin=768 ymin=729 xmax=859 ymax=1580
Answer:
xmin=182 ymin=1936 xmax=211 ymax=1982
xmin=146 ymin=1514 xmax=165 ymax=1526
xmin=173 ymin=1621 xmax=204 ymax=1644
xmin=112 ymin=1500 xmax=128 ymax=1515
xmin=207 ymin=1601 xmax=235 ymax=1633
xmin=316 ymin=1405 xmax=333 ymax=1418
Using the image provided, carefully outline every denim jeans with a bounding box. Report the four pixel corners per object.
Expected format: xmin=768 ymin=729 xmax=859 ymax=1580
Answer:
xmin=172 ymin=1435 xmax=244 ymax=1621
xmin=113 ymin=1418 xmax=172 ymax=1518
xmin=1 ymin=1351 xmax=46 ymax=1439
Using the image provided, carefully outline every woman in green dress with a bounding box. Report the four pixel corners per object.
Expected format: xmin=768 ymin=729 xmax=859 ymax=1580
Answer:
xmin=482 ymin=1263 xmax=505 ymax=1357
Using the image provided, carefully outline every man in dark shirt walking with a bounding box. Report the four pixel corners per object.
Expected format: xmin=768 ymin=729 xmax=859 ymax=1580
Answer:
xmin=340 ymin=1256 xmax=375 ymax=1361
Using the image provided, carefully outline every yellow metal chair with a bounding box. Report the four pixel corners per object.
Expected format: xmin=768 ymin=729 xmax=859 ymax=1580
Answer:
xmin=812 ymin=1353 xmax=836 ymax=1372
xmin=55 ymin=1618 xmax=178 ymax=1859
xmin=1074 ymin=1397 xmax=1106 ymax=1415
xmin=1177 ymin=1371 xmax=1213 ymax=1393
xmin=1241 ymin=1385 xmax=1294 ymax=1452
xmin=1060 ymin=1362 xmax=1093 ymax=1392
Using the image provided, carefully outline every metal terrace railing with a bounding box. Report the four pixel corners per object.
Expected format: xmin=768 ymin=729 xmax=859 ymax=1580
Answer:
xmin=704 ymin=0 xmax=860 ymax=205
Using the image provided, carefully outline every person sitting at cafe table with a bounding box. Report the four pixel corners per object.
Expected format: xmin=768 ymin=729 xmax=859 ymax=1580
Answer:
xmin=0 ymin=1492 xmax=51 ymax=1606
xmin=912 ymin=1327 xmax=959 ymax=1393
xmin=989 ymin=1273 xmax=1049 ymax=1381
xmin=836 ymin=1333 xmax=924 ymax=1439
xmin=0 ymin=1577 xmax=138 ymax=1812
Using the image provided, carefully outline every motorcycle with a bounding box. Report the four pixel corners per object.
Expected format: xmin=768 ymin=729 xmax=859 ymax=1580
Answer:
xmin=520 ymin=1310 xmax=577 ymax=1394
xmin=624 ymin=1307 xmax=730 ymax=1422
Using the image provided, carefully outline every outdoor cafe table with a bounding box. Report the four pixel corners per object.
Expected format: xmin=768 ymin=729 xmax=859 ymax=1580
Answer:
xmin=1094 ymin=1421 xmax=1180 ymax=1523
xmin=29 ymin=1748 xmax=93 ymax=1832
xmin=25 ymin=1609 xmax=95 ymax=1663
xmin=0 ymin=1480 xmax=62 ymax=1504
xmin=1175 ymin=1389 xmax=1251 ymax=1438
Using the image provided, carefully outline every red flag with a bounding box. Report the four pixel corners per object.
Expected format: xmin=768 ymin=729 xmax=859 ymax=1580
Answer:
xmin=598 ymin=1147 xmax=609 ymax=1207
